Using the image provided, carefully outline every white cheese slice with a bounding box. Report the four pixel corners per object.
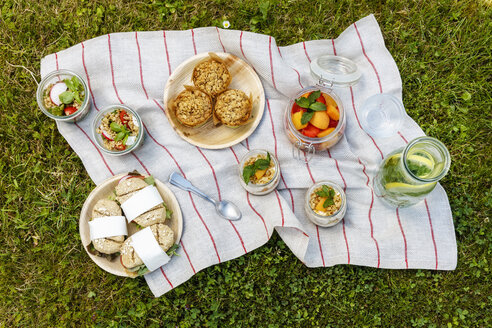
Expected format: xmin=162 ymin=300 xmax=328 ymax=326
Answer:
xmin=121 ymin=185 xmax=163 ymax=223
xmin=131 ymin=227 xmax=170 ymax=272
xmin=126 ymin=135 xmax=136 ymax=146
xmin=89 ymin=216 xmax=128 ymax=240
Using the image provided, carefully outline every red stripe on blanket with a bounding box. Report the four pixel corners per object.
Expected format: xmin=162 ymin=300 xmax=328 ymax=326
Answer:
xmin=245 ymin=138 xmax=250 ymax=150
xmin=316 ymin=226 xmax=325 ymax=266
xmin=216 ymin=27 xmax=226 ymax=52
xmin=153 ymin=99 xmax=165 ymax=113
xmin=350 ymin=86 xmax=384 ymax=159
xmin=74 ymin=123 xmax=114 ymax=175
xmin=180 ymin=240 xmax=196 ymax=274
xmin=131 ymin=152 xmax=150 ymax=175
xmin=55 ymin=53 xmax=59 ymax=70
xmin=302 ymin=41 xmax=311 ymax=63
xmin=277 ymin=46 xmax=304 ymax=89
xmin=81 ymin=42 xmax=100 ymax=111
xmin=396 ymin=208 xmax=409 ymax=269
xmin=107 ymin=34 xmax=124 ymax=104
xmin=425 ymin=199 xmax=438 ymax=269
xmin=162 ymin=31 xmax=172 ymax=76
xmin=191 ymin=29 xmax=197 ymax=55
xmin=196 ymin=147 xmax=247 ymax=252
xmin=135 ymin=32 xmax=149 ymax=99
xmin=398 ymin=131 xmax=408 ymax=144
xmin=239 ymin=31 xmax=248 ymax=61
xmin=331 ymin=39 xmax=337 ymax=56
xmin=230 ymin=147 xmax=269 ymax=239
xmin=143 ymin=122 xmax=221 ymax=263
xmin=159 ymin=267 xmax=173 ymax=288
xmin=268 ymin=36 xmax=277 ymax=89
xmin=196 ymin=147 xmax=221 ymax=201
xmin=327 ymin=149 xmax=350 ymax=263
xmin=305 ymin=159 xmax=315 ymax=184
xmin=359 ymin=158 xmax=381 ymax=268
xmin=354 ymin=22 xmax=382 ymax=93
xmin=274 ymin=190 xmax=285 ymax=226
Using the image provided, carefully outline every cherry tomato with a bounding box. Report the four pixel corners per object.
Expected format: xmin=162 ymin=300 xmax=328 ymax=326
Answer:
xmin=328 ymin=119 xmax=339 ymax=128
xmin=291 ymin=103 xmax=304 ymax=114
xmin=301 ymin=123 xmax=321 ymax=138
xmin=115 ymin=144 xmax=126 ymax=151
xmin=64 ymin=106 xmax=78 ymax=116
xmin=119 ymin=110 xmax=129 ymax=128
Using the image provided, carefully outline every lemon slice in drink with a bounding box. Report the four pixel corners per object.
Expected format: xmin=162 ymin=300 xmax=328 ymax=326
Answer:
xmin=384 ymin=182 xmax=436 ymax=194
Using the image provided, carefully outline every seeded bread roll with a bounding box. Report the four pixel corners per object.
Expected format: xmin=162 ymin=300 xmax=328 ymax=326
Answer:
xmin=115 ymin=178 xmax=167 ymax=227
xmin=192 ymin=55 xmax=231 ymax=97
xmin=172 ymin=87 xmax=213 ymax=127
xmin=214 ymin=89 xmax=252 ymax=127
xmin=90 ymin=199 xmax=125 ymax=254
xmin=120 ymin=223 xmax=175 ymax=270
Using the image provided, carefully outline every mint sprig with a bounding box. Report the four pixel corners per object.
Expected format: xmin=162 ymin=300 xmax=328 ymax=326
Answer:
xmin=243 ymin=152 xmax=271 ymax=184
xmin=59 ymin=76 xmax=84 ymax=105
xmin=315 ymin=185 xmax=336 ymax=208
xmin=110 ymin=122 xmax=131 ymax=144
xmin=295 ymin=90 xmax=327 ymax=125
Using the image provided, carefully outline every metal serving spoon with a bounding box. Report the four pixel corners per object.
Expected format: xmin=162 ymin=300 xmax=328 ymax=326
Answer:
xmin=169 ymin=172 xmax=242 ymax=221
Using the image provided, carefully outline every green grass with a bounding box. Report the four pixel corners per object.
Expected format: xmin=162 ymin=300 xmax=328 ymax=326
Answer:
xmin=1 ymin=0 xmax=491 ymax=326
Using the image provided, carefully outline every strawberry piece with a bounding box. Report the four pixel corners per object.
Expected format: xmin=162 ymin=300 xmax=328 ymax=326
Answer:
xmin=301 ymin=123 xmax=321 ymax=138
xmin=328 ymin=119 xmax=339 ymax=128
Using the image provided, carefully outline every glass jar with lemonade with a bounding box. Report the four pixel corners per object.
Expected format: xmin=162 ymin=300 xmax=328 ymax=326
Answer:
xmin=373 ymin=136 xmax=451 ymax=207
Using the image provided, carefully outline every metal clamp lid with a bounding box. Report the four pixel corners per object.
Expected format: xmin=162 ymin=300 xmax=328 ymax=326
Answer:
xmin=310 ymin=55 xmax=361 ymax=88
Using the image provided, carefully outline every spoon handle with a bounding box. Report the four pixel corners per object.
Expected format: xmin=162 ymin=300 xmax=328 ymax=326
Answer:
xmin=168 ymin=172 xmax=216 ymax=205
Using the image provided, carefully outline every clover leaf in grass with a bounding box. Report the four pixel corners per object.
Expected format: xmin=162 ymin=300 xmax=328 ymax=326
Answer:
xmin=316 ymin=185 xmax=336 ymax=208
xmin=243 ymin=152 xmax=272 ymax=184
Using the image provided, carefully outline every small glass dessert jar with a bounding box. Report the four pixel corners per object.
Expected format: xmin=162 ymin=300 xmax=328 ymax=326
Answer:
xmin=284 ymin=55 xmax=361 ymax=162
xmin=238 ymin=149 xmax=280 ymax=195
xmin=92 ymin=104 xmax=144 ymax=156
xmin=304 ymin=180 xmax=347 ymax=227
xmin=373 ymin=136 xmax=451 ymax=207
xmin=36 ymin=69 xmax=91 ymax=123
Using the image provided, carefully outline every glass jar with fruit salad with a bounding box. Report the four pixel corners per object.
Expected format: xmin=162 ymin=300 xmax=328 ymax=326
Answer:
xmin=373 ymin=136 xmax=451 ymax=207
xmin=284 ymin=55 xmax=361 ymax=162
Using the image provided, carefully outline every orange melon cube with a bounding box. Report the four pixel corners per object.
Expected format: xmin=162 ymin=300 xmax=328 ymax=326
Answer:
xmin=317 ymin=127 xmax=335 ymax=138
xmin=315 ymin=197 xmax=328 ymax=211
xmin=292 ymin=111 xmax=308 ymax=130
xmin=255 ymin=169 xmax=267 ymax=180
xmin=309 ymin=111 xmax=330 ymax=130
xmin=326 ymin=105 xmax=340 ymax=121
xmin=322 ymin=94 xmax=338 ymax=108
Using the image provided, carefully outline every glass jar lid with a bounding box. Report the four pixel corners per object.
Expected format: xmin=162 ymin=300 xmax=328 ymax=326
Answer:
xmin=310 ymin=55 xmax=361 ymax=87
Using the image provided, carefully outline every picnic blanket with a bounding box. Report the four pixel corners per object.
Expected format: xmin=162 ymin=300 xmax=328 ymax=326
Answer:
xmin=40 ymin=14 xmax=457 ymax=297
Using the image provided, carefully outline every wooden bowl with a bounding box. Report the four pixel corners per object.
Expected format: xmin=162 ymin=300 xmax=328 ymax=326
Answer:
xmin=79 ymin=173 xmax=183 ymax=277
xmin=163 ymin=52 xmax=265 ymax=149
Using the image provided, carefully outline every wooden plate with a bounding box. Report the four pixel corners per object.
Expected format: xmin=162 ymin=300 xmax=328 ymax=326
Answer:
xmin=79 ymin=173 xmax=183 ymax=277
xmin=163 ymin=52 xmax=265 ymax=149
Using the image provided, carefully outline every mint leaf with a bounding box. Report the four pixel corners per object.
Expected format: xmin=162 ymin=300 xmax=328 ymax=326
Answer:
xmin=110 ymin=122 xmax=123 ymax=132
xmin=295 ymin=97 xmax=311 ymax=108
xmin=243 ymin=165 xmax=255 ymax=184
xmin=308 ymin=90 xmax=321 ymax=103
xmin=266 ymin=152 xmax=271 ymax=163
xmin=309 ymin=102 xmax=327 ymax=111
xmin=115 ymin=131 xmax=126 ymax=142
xmin=301 ymin=111 xmax=314 ymax=125
xmin=255 ymin=159 xmax=270 ymax=170
xmin=323 ymin=197 xmax=335 ymax=207
xmin=59 ymin=91 xmax=74 ymax=104
xmin=316 ymin=190 xmax=328 ymax=197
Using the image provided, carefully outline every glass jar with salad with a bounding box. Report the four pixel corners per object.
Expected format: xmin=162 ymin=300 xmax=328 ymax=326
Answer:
xmin=304 ymin=181 xmax=347 ymax=227
xmin=284 ymin=55 xmax=361 ymax=162
xmin=92 ymin=105 xmax=144 ymax=156
xmin=238 ymin=149 xmax=280 ymax=195
xmin=373 ymin=136 xmax=451 ymax=207
xmin=36 ymin=69 xmax=91 ymax=122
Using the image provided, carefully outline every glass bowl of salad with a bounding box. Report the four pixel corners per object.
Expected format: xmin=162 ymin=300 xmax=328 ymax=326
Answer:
xmin=92 ymin=105 xmax=144 ymax=156
xmin=36 ymin=69 xmax=90 ymax=123
xmin=304 ymin=180 xmax=346 ymax=227
xmin=284 ymin=54 xmax=361 ymax=162
xmin=238 ymin=149 xmax=280 ymax=195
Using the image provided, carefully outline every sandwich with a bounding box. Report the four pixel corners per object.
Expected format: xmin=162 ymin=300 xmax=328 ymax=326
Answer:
xmin=88 ymin=199 xmax=126 ymax=258
xmin=120 ymin=223 xmax=176 ymax=275
xmin=115 ymin=175 xmax=171 ymax=227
